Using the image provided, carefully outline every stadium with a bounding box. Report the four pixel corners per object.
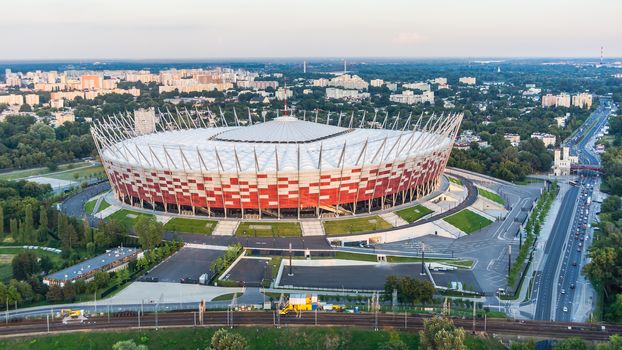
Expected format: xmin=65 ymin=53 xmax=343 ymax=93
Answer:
xmin=91 ymin=109 xmax=463 ymax=219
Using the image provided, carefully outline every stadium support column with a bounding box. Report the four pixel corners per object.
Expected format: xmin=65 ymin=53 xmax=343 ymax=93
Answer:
xmin=253 ymin=148 xmax=262 ymax=219
xmin=316 ymin=144 xmax=323 ymax=218
xmin=197 ymin=148 xmax=212 ymax=217
xmin=149 ymin=146 xmax=168 ymax=213
xmin=369 ymin=137 xmax=388 ymax=213
xmin=335 ymin=141 xmax=348 ymax=217
xmin=214 ymin=148 xmax=228 ymax=218
xmin=352 ymin=139 xmax=369 ymax=216
xmin=275 ymin=145 xmax=281 ymax=220
xmin=297 ymin=145 xmax=301 ymax=220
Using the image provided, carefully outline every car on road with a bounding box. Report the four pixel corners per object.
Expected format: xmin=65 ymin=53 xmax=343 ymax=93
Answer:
xmin=570 ymin=284 xmax=575 ymax=289
xmin=572 ymin=261 xmax=577 ymax=266
xmin=561 ymin=289 xmax=566 ymax=294
xmin=577 ymin=247 xmax=581 ymax=252
xmin=563 ymin=306 xmax=568 ymax=312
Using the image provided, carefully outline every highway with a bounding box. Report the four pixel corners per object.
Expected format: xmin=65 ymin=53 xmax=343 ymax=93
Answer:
xmin=0 ymin=310 xmax=619 ymax=341
xmin=533 ymin=98 xmax=614 ymax=321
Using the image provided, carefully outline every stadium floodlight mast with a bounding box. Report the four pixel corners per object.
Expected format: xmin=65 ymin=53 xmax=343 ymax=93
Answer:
xmin=91 ymin=106 xmax=463 ymax=220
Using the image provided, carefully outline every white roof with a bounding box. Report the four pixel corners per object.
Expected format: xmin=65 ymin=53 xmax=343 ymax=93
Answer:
xmin=104 ymin=122 xmax=451 ymax=173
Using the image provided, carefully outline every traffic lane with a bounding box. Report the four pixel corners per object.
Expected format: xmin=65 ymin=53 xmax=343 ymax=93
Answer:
xmin=556 ymin=180 xmax=594 ymax=321
xmin=534 ymin=186 xmax=580 ymax=320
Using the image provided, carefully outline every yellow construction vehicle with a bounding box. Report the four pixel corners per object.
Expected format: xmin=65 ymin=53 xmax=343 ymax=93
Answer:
xmin=59 ymin=309 xmax=82 ymax=318
xmin=279 ymin=294 xmax=319 ymax=315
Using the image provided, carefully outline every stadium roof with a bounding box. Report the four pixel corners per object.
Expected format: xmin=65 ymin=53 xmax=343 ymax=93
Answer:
xmin=93 ymin=111 xmax=463 ymax=173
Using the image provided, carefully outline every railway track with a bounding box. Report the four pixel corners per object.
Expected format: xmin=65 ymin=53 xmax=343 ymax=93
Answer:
xmin=0 ymin=311 xmax=618 ymax=341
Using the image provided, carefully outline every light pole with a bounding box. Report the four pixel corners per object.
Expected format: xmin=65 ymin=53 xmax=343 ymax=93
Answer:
xmin=420 ymin=243 xmax=426 ymax=276
xmin=288 ymin=242 xmax=293 ymax=277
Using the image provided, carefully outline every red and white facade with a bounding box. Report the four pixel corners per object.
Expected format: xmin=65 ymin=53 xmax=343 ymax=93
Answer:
xmin=92 ymin=109 xmax=463 ymax=219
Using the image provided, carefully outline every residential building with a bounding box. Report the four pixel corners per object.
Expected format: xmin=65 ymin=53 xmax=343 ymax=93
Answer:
xmin=54 ymin=112 xmax=75 ymax=126
xmin=459 ymin=77 xmax=476 ymax=85
xmin=370 ymin=79 xmax=384 ymax=87
xmin=80 ymin=75 xmax=102 ymax=90
xmin=572 ymin=93 xmax=593 ymax=109
xmin=389 ymin=90 xmax=434 ymax=105
xmin=504 ymin=133 xmax=521 ymax=146
xmin=275 ymin=87 xmax=293 ymax=100
xmin=328 ymin=74 xmax=368 ymax=90
xmin=0 ymin=94 xmax=24 ymax=105
xmin=325 ymin=88 xmax=370 ymax=100
xmin=25 ymin=94 xmax=39 ymax=106
xmin=531 ymin=132 xmax=556 ymax=147
xmin=434 ymin=77 xmax=447 ymax=85
xmin=402 ymin=82 xmax=430 ymax=91
xmin=134 ymin=108 xmax=157 ymax=135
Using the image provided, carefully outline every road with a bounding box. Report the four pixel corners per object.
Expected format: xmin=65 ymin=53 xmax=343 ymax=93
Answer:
xmin=0 ymin=310 xmax=618 ymax=341
xmin=533 ymin=98 xmax=614 ymax=321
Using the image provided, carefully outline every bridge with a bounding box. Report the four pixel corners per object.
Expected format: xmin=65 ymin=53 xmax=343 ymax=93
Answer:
xmin=571 ymin=164 xmax=603 ymax=172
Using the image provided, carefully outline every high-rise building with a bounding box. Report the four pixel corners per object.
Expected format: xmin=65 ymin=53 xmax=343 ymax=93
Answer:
xmin=458 ymin=77 xmax=476 ymax=85
xmin=134 ymin=108 xmax=157 ymax=135
xmin=572 ymin=93 xmax=593 ymax=109
xmin=80 ymin=75 xmax=102 ymax=90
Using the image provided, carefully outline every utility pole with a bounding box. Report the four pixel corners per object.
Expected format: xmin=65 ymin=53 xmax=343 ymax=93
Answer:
xmin=288 ymin=242 xmax=293 ymax=276
xmin=420 ymin=243 xmax=426 ymax=276
xmin=472 ymin=301 xmax=476 ymax=334
xmin=46 ymin=315 xmax=50 ymax=333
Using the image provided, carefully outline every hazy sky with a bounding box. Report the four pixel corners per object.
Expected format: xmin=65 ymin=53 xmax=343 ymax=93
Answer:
xmin=2 ymin=0 xmax=621 ymax=60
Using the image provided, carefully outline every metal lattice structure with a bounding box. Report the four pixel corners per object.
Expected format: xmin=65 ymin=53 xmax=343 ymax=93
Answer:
xmin=91 ymin=108 xmax=463 ymax=219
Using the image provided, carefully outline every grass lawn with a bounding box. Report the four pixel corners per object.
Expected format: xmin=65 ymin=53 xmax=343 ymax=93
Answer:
xmin=395 ymin=205 xmax=434 ymax=223
xmin=164 ymin=217 xmax=216 ymax=235
xmin=323 ymin=216 xmax=392 ymax=236
xmin=477 ymin=187 xmax=504 ymax=205
xmin=0 ymin=161 xmax=90 ymax=181
xmin=211 ymin=293 xmax=238 ymax=301
xmin=236 ymin=222 xmax=301 ymax=237
xmin=0 ymin=326 xmax=505 ymax=350
xmin=448 ymin=176 xmax=463 ymax=185
xmin=99 ymin=200 xmax=111 ymax=212
xmin=85 ymin=199 xmax=97 ymax=214
xmin=334 ymin=251 xmax=473 ymax=268
xmin=0 ymin=247 xmax=63 ymax=282
xmin=48 ymin=165 xmax=105 ymax=181
xmin=443 ymin=209 xmax=493 ymax=234
xmin=106 ymin=209 xmax=154 ymax=228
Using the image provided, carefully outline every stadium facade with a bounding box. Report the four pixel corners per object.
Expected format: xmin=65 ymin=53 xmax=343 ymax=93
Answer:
xmin=92 ymin=109 xmax=463 ymax=219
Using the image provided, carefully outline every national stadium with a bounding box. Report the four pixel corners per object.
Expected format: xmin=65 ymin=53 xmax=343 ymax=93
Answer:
xmin=91 ymin=109 xmax=463 ymax=219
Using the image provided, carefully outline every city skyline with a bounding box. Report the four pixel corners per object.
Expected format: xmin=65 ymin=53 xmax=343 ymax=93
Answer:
xmin=2 ymin=0 xmax=621 ymax=60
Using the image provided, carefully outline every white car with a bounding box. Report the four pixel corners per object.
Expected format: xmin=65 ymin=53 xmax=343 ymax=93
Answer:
xmin=563 ymin=306 xmax=568 ymax=312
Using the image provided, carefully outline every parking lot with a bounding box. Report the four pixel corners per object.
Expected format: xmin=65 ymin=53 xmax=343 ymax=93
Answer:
xmin=278 ymin=263 xmax=431 ymax=291
xmin=222 ymin=258 xmax=271 ymax=287
xmin=146 ymin=247 xmax=224 ymax=283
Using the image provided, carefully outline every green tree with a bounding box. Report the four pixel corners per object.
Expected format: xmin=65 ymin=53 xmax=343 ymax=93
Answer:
xmin=46 ymin=285 xmax=64 ymax=302
xmin=134 ymin=216 xmax=163 ymax=251
xmin=601 ymin=195 xmax=621 ymax=213
xmin=379 ymin=332 xmax=408 ymax=350
xmin=24 ymin=204 xmax=33 ymax=241
xmin=553 ymin=337 xmax=588 ymax=350
xmin=39 ymin=205 xmax=48 ymax=230
xmin=112 ymin=340 xmax=148 ymax=350
xmin=0 ymin=205 xmax=4 ymax=237
xmin=419 ymin=316 xmax=466 ymax=350
xmin=207 ymin=328 xmax=249 ymax=350
xmin=11 ymin=251 xmax=40 ymax=280
xmin=62 ymin=283 xmax=76 ymax=302
xmin=93 ymin=271 xmax=111 ymax=289
xmin=510 ymin=340 xmax=536 ymax=350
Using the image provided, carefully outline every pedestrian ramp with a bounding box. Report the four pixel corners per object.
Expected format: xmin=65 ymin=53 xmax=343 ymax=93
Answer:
xmin=213 ymin=221 xmax=239 ymax=236
xmin=301 ymin=220 xmax=325 ymax=236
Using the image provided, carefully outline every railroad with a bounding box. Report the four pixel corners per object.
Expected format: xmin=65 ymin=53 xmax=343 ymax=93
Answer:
xmin=0 ymin=311 xmax=618 ymax=341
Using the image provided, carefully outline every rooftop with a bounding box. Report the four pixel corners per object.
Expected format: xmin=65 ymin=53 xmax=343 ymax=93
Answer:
xmin=45 ymin=247 xmax=140 ymax=282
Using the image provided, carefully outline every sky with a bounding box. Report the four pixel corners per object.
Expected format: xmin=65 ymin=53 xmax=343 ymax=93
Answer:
xmin=1 ymin=0 xmax=621 ymax=60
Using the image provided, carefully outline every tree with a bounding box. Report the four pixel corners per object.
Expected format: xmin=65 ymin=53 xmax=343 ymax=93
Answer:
xmin=134 ymin=216 xmax=163 ymax=251
xmin=46 ymin=285 xmax=63 ymax=302
xmin=602 ymin=195 xmax=621 ymax=213
xmin=379 ymin=332 xmax=408 ymax=350
xmin=0 ymin=204 xmax=4 ymax=236
xmin=112 ymin=340 xmax=148 ymax=350
xmin=93 ymin=271 xmax=111 ymax=289
xmin=39 ymin=205 xmax=48 ymax=230
xmin=24 ymin=204 xmax=33 ymax=240
xmin=510 ymin=340 xmax=536 ymax=350
xmin=11 ymin=251 xmax=40 ymax=280
xmin=39 ymin=255 xmax=54 ymax=273
xmin=207 ymin=328 xmax=249 ymax=350
xmin=419 ymin=316 xmax=466 ymax=350
xmin=553 ymin=337 xmax=588 ymax=350
xmin=62 ymin=283 xmax=76 ymax=302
